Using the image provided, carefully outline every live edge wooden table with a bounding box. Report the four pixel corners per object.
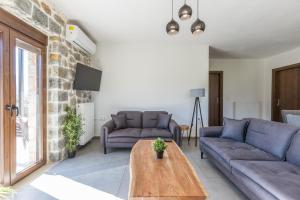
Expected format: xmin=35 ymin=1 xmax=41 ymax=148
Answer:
xmin=129 ymin=140 xmax=207 ymax=200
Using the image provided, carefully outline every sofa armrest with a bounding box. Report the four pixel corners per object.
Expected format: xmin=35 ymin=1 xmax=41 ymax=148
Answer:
xmin=101 ymin=120 xmax=114 ymax=145
xmin=169 ymin=119 xmax=181 ymax=145
xmin=200 ymin=126 xmax=223 ymax=138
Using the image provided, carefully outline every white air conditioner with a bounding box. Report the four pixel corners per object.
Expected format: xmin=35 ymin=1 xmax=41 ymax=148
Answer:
xmin=66 ymin=24 xmax=96 ymax=55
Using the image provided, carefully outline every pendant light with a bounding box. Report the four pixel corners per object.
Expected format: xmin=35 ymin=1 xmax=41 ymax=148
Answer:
xmin=166 ymin=0 xmax=179 ymax=35
xmin=191 ymin=0 xmax=205 ymax=35
xmin=178 ymin=0 xmax=192 ymax=20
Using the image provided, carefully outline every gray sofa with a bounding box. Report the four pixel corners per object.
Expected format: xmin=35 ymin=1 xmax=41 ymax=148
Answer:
xmin=101 ymin=111 xmax=181 ymax=154
xmin=200 ymin=118 xmax=300 ymax=200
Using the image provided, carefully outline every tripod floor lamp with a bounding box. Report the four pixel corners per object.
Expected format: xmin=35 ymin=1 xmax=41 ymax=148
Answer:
xmin=188 ymin=88 xmax=205 ymax=146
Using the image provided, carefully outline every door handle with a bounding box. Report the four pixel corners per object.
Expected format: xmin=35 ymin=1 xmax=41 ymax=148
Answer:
xmin=5 ymin=104 xmax=19 ymax=116
xmin=12 ymin=105 xmax=19 ymax=116
xmin=277 ymin=99 xmax=280 ymax=107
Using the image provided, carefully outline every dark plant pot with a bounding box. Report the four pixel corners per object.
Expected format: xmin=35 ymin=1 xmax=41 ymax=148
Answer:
xmin=156 ymin=151 xmax=164 ymax=159
xmin=68 ymin=151 xmax=76 ymax=158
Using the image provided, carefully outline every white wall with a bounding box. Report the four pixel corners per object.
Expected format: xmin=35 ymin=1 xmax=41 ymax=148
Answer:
xmin=92 ymin=43 xmax=209 ymax=136
xmin=262 ymin=46 xmax=300 ymax=119
xmin=210 ymin=59 xmax=264 ymax=119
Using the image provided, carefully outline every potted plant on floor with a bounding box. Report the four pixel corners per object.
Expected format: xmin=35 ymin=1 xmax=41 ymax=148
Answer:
xmin=152 ymin=138 xmax=167 ymax=159
xmin=62 ymin=106 xmax=83 ymax=158
xmin=0 ymin=187 xmax=14 ymax=199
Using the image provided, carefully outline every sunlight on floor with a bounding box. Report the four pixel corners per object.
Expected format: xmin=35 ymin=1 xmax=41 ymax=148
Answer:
xmin=30 ymin=174 xmax=124 ymax=200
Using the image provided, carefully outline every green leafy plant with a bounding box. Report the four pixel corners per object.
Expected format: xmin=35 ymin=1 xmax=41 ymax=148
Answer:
xmin=0 ymin=187 xmax=13 ymax=199
xmin=152 ymin=138 xmax=167 ymax=153
xmin=62 ymin=106 xmax=83 ymax=154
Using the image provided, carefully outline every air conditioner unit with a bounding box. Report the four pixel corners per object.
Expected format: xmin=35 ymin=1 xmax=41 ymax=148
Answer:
xmin=66 ymin=24 xmax=96 ymax=55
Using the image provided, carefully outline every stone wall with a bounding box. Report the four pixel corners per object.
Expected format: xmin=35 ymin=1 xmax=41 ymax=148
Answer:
xmin=0 ymin=0 xmax=93 ymax=161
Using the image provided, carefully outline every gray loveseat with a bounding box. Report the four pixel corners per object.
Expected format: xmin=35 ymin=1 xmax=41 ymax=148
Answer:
xmin=200 ymin=118 xmax=300 ymax=200
xmin=101 ymin=111 xmax=181 ymax=154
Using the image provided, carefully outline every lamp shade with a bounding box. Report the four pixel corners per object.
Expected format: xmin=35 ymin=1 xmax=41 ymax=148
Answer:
xmin=190 ymin=88 xmax=205 ymax=97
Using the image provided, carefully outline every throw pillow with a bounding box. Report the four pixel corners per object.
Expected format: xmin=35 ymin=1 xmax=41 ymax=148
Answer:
xmin=157 ymin=113 xmax=172 ymax=129
xmin=221 ymin=118 xmax=249 ymax=142
xmin=111 ymin=114 xmax=127 ymax=129
xmin=286 ymin=114 xmax=300 ymax=127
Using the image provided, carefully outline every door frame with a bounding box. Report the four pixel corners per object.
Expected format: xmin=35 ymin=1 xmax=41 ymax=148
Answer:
xmin=209 ymin=71 xmax=223 ymax=126
xmin=271 ymin=63 xmax=300 ymax=121
xmin=0 ymin=8 xmax=47 ymax=186
xmin=0 ymin=22 xmax=10 ymax=186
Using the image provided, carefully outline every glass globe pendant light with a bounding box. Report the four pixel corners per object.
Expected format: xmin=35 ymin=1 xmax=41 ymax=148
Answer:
xmin=178 ymin=0 xmax=192 ymax=20
xmin=191 ymin=0 xmax=205 ymax=35
xmin=166 ymin=0 xmax=179 ymax=35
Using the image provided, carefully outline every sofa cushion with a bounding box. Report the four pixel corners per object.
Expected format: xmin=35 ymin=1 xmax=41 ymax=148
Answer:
xmin=221 ymin=118 xmax=248 ymax=142
xmin=143 ymin=111 xmax=168 ymax=128
xmin=117 ymin=111 xmax=142 ymax=128
xmin=231 ymin=160 xmax=300 ymax=200
xmin=201 ymin=137 xmax=279 ymax=167
xmin=157 ymin=113 xmax=172 ymax=129
xmin=286 ymin=131 xmax=300 ymax=166
xmin=286 ymin=114 xmax=300 ymax=127
xmin=245 ymin=118 xmax=299 ymax=160
xmin=111 ymin=114 xmax=127 ymax=129
xmin=108 ymin=128 xmax=141 ymax=138
xmin=141 ymin=128 xmax=173 ymax=138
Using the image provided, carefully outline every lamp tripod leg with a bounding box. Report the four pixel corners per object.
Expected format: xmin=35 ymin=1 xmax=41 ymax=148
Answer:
xmin=188 ymin=98 xmax=197 ymax=144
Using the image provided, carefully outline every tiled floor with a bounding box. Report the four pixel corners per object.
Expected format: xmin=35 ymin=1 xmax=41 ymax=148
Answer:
xmin=13 ymin=138 xmax=247 ymax=200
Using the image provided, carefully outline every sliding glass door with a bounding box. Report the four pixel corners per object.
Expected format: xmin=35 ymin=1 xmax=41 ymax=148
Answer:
xmin=0 ymin=23 xmax=46 ymax=185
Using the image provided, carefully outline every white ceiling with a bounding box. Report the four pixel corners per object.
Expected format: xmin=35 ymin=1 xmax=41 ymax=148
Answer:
xmin=48 ymin=0 xmax=300 ymax=58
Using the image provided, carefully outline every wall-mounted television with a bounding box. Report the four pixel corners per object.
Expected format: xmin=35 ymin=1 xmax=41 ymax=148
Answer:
xmin=73 ymin=63 xmax=102 ymax=91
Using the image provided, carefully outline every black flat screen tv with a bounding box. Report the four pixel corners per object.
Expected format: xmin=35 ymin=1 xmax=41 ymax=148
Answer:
xmin=73 ymin=63 xmax=102 ymax=91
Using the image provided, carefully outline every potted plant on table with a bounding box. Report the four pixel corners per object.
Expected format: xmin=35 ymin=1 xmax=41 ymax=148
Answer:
xmin=152 ymin=138 xmax=167 ymax=159
xmin=0 ymin=187 xmax=14 ymax=199
xmin=62 ymin=106 xmax=83 ymax=158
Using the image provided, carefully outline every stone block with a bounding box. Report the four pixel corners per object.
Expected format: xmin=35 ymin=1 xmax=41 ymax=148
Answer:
xmin=74 ymin=53 xmax=81 ymax=61
xmin=59 ymin=44 xmax=68 ymax=57
xmin=14 ymin=0 xmax=32 ymax=15
xmin=49 ymin=53 xmax=61 ymax=65
xmin=54 ymin=14 xmax=65 ymax=26
xmin=49 ymin=36 xmax=61 ymax=42
xmin=63 ymin=82 xmax=71 ymax=90
xmin=49 ymin=18 xmax=62 ymax=35
xmin=48 ymin=91 xmax=58 ymax=101
xmin=58 ymin=91 xmax=68 ymax=101
xmin=41 ymin=2 xmax=51 ymax=15
xmin=49 ymin=151 xmax=61 ymax=162
xmin=32 ymin=6 xmax=48 ymax=28
xmin=58 ymin=68 xmax=67 ymax=79
xmin=49 ymin=78 xmax=62 ymax=89
xmin=31 ymin=0 xmax=40 ymax=7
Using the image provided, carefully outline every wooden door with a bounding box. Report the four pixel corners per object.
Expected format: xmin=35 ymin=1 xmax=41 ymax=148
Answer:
xmin=209 ymin=71 xmax=223 ymax=126
xmin=272 ymin=64 xmax=300 ymax=122
xmin=0 ymin=8 xmax=47 ymax=185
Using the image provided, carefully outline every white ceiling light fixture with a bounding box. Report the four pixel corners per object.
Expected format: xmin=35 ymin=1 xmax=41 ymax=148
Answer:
xmin=166 ymin=0 xmax=180 ymax=35
xmin=191 ymin=0 xmax=206 ymax=35
xmin=178 ymin=0 xmax=192 ymax=20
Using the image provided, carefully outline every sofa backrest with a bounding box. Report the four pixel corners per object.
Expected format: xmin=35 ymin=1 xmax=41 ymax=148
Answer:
xmin=245 ymin=118 xmax=299 ymax=160
xmin=143 ymin=111 xmax=168 ymax=128
xmin=286 ymin=131 xmax=300 ymax=166
xmin=117 ymin=111 xmax=142 ymax=128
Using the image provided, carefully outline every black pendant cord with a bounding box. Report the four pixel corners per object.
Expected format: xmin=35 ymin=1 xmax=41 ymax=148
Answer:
xmin=197 ymin=0 xmax=199 ymax=18
xmin=172 ymin=0 xmax=174 ymax=19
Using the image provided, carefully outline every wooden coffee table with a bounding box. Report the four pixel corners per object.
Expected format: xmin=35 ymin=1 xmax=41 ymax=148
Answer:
xmin=129 ymin=140 xmax=207 ymax=200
